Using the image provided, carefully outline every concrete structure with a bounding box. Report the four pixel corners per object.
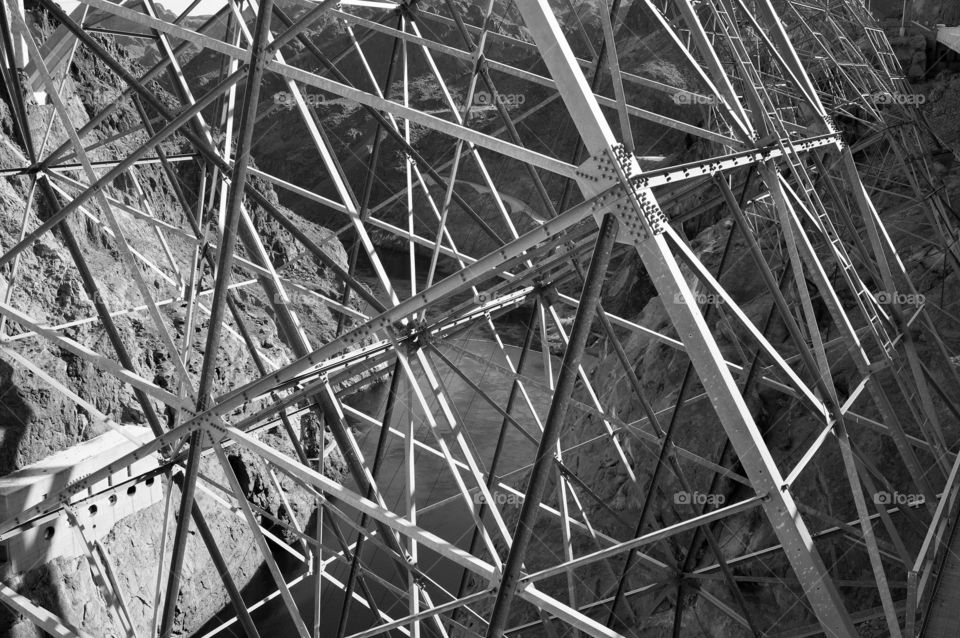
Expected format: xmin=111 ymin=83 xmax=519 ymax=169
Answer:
xmin=0 ymin=426 xmax=161 ymax=573
xmin=937 ymin=25 xmax=960 ymax=54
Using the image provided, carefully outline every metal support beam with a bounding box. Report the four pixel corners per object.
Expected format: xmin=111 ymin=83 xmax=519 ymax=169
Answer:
xmin=510 ymin=1 xmax=857 ymax=635
xmin=486 ymin=213 xmax=619 ymax=637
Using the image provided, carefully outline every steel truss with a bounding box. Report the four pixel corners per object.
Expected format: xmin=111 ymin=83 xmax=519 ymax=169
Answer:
xmin=0 ymin=0 xmax=958 ymax=636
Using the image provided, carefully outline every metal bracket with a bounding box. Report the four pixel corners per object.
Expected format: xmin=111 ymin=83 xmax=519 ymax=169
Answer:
xmin=576 ymin=143 xmax=668 ymax=244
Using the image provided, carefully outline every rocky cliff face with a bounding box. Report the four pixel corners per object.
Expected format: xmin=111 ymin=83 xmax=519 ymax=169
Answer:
xmin=0 ymin=13 xmax=352 ymax=636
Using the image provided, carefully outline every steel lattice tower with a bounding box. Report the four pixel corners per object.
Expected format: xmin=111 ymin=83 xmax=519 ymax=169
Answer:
xmin=0 ymin=0 xmax=958 ymax=636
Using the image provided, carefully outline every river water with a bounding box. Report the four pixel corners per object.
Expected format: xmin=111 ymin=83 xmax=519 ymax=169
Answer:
xmin=200 ymin=338 xmax=557 ymax=636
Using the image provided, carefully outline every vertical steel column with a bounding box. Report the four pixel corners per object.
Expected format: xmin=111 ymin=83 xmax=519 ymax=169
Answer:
xmin=8 ymin=0 xmax=25 ymax=69
xmin=486 ymin=213 xmax=619 ymax=637
xmin=193 ymin=0 xmax=272 ymax=405
xmin=158 ymin=432 xmax=204 ymax=638
xmin=183 ymin=495 xmax=261 ymax=638
xmin=510 ymin=1 xmax=857 ymax=636
xmin=453 ymin=302 xmax=539 ymax=623
xmin=336 ymin=360 xmax=404 ymax=638
xmin=160 ymin=1 xmax=274 ymax=634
